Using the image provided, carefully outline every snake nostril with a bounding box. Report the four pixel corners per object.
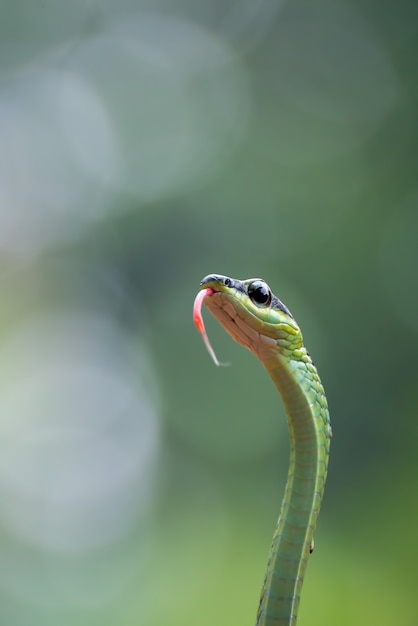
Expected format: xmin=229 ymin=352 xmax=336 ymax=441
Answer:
xmin=200 ymin=274 xmax=218 ymax=285
xmin=200 ymin=274 xmax=227 ymax=286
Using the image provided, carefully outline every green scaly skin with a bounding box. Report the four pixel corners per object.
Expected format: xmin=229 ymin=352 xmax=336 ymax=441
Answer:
xmin=198 ymin=275 xmax=331 ymax=626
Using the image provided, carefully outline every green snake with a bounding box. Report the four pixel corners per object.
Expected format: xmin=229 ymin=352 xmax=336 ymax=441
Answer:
xmin=193 ymin=274 xmax=331 ymax=626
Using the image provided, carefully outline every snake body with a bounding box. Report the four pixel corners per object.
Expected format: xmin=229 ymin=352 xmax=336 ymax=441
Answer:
xmin=193 ymin=274 xmax=331 ymax=626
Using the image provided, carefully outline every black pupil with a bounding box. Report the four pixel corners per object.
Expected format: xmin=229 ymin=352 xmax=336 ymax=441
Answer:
xmin=248 ymin=281 xmax=271 ymax=306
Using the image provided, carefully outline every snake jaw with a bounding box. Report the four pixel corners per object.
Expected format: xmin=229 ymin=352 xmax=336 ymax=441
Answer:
xmin=205 ymin=293 xmax=256 ymax=353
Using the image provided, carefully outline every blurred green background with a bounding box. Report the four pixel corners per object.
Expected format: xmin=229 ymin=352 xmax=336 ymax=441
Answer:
xmin=0 ymin=0 xmax=417 ymax=625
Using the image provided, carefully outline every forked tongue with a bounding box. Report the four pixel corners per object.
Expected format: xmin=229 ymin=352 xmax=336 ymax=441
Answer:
xmin=193 ymin=289 xmax=229 ymax=367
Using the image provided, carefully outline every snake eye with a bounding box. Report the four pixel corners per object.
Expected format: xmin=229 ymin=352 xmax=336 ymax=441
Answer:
xmin=248 ymin=280 xmax=272 ymax=307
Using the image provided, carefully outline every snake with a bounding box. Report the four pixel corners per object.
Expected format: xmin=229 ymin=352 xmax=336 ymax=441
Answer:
xmin=193 ymin=274 xmax=331 ymax=626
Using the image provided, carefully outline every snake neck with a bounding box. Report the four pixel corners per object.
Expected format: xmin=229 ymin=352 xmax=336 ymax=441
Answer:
xmin=256 ymin=350 xmax=331 ymax=626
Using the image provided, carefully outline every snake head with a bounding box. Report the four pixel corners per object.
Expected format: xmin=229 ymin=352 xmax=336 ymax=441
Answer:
xmin=196 ymin=274 xmax=304 ymax=362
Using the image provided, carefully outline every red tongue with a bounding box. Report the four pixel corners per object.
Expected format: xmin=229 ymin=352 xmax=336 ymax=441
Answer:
xmin=193 ymin=288 xmax=213 ymax=334
xmin=193 ymin=288 xmax=227 ymax=367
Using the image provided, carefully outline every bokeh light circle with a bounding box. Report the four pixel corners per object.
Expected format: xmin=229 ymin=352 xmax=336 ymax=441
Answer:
xmin=0 ymin=311 xmax=160 ymax=554
xmin=70 ymin=14 xmax=250 ymax=199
